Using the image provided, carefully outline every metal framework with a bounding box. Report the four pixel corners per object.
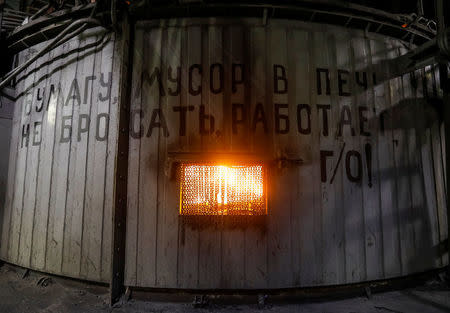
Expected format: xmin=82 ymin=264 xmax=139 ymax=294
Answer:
xmin=128 ymin=0 xmax=436 ymax=45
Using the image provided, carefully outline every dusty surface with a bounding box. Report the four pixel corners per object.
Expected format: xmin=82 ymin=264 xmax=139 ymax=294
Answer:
xmin=0 ymin=263 xmax=449 ymax=313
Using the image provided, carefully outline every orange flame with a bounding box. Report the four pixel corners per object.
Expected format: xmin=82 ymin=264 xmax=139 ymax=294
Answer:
xmin=180 ymin=164 xmax=266 ymax=215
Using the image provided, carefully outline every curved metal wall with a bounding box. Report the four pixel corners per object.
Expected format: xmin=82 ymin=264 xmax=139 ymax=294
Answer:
xmin=0 ymin=27 xmax=121 ymax=283
xmin=125 ymin=18 xmax=448 ymax=289
xmin=0 ymin=90 xmax=14 ymax=244
xmin=0 ymin=17 xmax=448 ymax=289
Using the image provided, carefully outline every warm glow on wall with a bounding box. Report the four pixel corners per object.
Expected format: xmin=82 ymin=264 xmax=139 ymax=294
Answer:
xmin=180 ymin=164 xmax=266 ymax=215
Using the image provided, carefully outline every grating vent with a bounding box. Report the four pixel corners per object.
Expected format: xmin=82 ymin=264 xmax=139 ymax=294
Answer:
xmin=180 ymin=164 xmax=266 ymax=216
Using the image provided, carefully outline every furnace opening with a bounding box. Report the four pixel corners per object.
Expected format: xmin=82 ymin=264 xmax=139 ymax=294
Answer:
xmin=180 ymin=163 xmax=267 ymax=216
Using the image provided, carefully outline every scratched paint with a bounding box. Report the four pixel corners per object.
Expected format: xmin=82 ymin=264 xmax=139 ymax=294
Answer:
xmin=125 ymin=19 xmax=448 ymax=289
xmin=0 ymin=19 xmax=447 ymax=289
xmin=0 ymin=27 xmax=119 ymax=282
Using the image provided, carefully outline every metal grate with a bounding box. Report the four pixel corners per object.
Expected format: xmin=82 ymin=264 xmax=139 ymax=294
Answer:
xmin=180 ymin=163 xmax=266 ymax=216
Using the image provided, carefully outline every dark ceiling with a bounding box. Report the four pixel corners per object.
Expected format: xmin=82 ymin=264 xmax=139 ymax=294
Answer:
xmin=349 ymin=0 xmax=434 ymax=17
xmin=1 ymin=0 xmax=443 ymax=19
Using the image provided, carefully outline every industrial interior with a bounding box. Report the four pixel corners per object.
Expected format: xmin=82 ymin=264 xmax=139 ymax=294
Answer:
xmin=0 ymin=0 xmax=449 ymax=312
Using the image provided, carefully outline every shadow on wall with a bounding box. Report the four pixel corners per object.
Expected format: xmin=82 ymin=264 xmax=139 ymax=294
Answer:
xmin=370 ymin=93 xmax=447 ymax=275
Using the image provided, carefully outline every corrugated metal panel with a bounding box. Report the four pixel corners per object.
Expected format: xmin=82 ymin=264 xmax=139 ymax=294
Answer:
xmin=0 ymin=27 xmax=119 ymax=283
xmin=125 ymin=18 xmax=448 ymax=289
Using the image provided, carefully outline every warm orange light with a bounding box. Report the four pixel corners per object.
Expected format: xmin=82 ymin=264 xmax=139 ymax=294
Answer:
xmin=180 ymin=164 xmax=266 ymax=215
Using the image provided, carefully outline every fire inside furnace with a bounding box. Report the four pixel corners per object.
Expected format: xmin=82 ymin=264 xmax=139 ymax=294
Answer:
xmin=180 ymin=164 xmax=266 ymax=215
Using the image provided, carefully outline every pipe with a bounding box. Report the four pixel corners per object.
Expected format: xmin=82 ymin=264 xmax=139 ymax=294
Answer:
xmin=417 ymin=0 xmax=424 ymax=16
xmin=0 ymin=17 xmax=102 ymax=90
xmin=437 ymin=28 xmax=450 ymax=57
xmin=30 ymin=3 xmax=51 ymax=21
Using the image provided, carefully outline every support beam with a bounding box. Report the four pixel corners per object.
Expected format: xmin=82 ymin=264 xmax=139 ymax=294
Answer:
xmin=109 ymin=12 xmax=131 ymax=305
xmin=441 ymin=62 xmax=450 ymax=277
xmin=437 ymin=0 xmax=450 ymax=277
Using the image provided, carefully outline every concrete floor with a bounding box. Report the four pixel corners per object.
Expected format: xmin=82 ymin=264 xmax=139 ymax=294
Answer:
xmin=0 ymin=263 xmax=449 ymax=313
